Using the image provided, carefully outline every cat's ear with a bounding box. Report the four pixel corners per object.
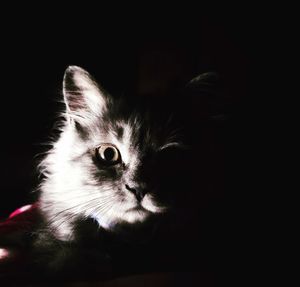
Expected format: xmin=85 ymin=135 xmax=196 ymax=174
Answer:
xmin=63 ymin=66 xmax=109 ymax=125
xmin=186 ymin=72 xmax=219 ymax=92
xmin=184 ymin=72 xmax=228 ymax=121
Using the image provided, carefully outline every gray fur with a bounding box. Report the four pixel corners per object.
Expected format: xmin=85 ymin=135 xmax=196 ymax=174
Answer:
xmin=38 ymin=66 xmax=180 ymax=242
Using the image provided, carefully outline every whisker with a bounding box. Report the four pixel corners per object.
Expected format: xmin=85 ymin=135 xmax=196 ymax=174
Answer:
xmin=45 ymin=193 xmax=120 ymax=228
xmin=45 ymin=197 xmax=102 ymax=226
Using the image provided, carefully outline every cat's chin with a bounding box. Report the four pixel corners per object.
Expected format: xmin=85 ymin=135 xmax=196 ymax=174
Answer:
xmin=91 ymin=207 xmax=150 ymax=231
xmin=124 ymin=207 xmax=151 ymax=222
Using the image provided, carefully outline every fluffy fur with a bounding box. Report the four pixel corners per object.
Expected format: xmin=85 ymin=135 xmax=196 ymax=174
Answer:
xmin=38 ymin=66 xmax=182 ymax=242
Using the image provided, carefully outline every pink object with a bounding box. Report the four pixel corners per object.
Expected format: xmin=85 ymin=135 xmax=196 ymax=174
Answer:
xmin=0 ymin=203 xmax=38 ymax=237
xmin=0 ymin=248 xmax=10 ymax=260
xmin=8 ymin=204 xmax=33 ymax=219
xmin=0 ymin=203 xmax=38 ymax=268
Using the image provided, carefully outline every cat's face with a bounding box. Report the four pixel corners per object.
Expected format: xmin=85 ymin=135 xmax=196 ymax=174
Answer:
xmin=41 ymin=66 xmax=185 ymax=232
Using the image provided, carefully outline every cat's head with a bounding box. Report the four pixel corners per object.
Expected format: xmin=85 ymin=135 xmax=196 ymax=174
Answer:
xmin=40 ymin=66 xmax=186 ymax=233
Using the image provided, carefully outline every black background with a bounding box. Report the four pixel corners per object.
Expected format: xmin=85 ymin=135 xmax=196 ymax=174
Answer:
xmin=0 ymin=7 xmax=267 ymax=285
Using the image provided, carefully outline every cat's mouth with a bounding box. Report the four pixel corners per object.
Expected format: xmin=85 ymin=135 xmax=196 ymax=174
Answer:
xmin=128 ymin=200 xmax=168 ymax=215
xmin=127 ymin=205 xmax=148 ymax=213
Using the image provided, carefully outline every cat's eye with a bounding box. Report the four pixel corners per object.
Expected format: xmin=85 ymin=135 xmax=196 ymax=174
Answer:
xmin=96 ymin=144 xmax=121 ymax=165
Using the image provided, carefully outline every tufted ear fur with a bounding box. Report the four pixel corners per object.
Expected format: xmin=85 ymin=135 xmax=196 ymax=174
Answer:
xmin=185 ymin=72 xmax=228 ymax=120
xmin=63 ymin=66 xmax=109 ymax=127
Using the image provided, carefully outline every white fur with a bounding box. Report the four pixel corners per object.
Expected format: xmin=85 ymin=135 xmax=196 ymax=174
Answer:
xmin=38 ymin=66 xmax=168 ymax=241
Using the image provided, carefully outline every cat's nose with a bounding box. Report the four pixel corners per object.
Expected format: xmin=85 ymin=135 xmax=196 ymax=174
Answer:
xmin=125 ymin=184 xmax=147 ymax=201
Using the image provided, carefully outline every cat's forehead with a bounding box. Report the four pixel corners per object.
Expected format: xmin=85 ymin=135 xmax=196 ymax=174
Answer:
xmin=113 ymin=117 xmax=150 ymax=142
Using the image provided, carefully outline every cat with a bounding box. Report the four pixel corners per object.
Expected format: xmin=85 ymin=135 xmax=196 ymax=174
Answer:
xmin=0 ymin=63 xmax=225 ymax=286
xmin=0 ymin=65 xmax=222 ymax=282
xmin=38 ymin=65 xmax=187 ymax=236
xmin=32 ymin=66 xmax=192 ymax=277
